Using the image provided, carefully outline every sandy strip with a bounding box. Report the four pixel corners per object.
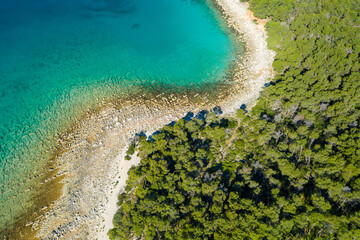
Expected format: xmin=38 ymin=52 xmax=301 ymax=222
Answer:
xmin=99 ymin=150 xmax=141 ymax=239
xmin=212 ymin=0 xmax=276 ymax=113
xmin=34 ymin=0 xmax=275 ymax=239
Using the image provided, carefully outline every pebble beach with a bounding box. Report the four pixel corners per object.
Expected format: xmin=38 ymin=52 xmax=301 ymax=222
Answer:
xmin=33 ymin=0 xmax=275 ymax=239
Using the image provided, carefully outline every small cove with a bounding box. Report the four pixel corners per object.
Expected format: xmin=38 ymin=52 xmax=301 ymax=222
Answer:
xmin=0 ymin=0 xmax=244 ymax=236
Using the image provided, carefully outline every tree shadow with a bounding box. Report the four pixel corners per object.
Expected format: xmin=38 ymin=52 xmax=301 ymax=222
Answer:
xmin=182 ymin=112 xmax=194 ymax=121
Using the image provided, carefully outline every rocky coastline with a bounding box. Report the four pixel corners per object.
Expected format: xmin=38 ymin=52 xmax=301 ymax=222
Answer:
xmin=34 ymin=0 xmax=275 ymax=239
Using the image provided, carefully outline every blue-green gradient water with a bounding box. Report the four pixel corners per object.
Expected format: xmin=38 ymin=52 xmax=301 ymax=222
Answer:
xmin=0 ymin=0 xmax=240 ymax=231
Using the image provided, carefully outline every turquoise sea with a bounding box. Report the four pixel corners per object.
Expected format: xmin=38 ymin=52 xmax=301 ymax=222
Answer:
xmin=0 ymin=0 xmax=242 ymax=234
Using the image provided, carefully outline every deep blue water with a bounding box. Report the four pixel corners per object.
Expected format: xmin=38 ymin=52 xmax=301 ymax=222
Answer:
xmin=0 ymin=0 xmax=240 ymax=229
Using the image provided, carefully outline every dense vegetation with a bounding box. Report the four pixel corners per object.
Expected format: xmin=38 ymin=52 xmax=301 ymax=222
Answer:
xmin=109 ymin=0 xmax=360 ymax=239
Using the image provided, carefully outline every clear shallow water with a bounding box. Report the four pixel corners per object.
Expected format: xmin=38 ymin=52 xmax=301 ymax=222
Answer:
xmin=0 ymin=0 xmax=241 ymax=232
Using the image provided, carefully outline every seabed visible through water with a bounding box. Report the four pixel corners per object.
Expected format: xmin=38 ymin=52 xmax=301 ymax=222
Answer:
xmin=0 ymin=0 xmax=247 ymax=237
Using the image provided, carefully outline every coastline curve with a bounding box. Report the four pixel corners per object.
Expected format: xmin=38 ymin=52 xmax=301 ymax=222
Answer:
xmin=33 ymin=0 xmax=275 ymax=239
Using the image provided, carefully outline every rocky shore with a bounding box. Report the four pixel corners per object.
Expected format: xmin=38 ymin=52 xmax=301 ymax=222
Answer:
xmin=34 ymin=0 xmax=275 ymax=239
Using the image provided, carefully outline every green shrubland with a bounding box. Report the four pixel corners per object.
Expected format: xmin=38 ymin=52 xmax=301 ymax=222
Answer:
xmin=109 ymin=0 xmax=360 ymax=239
